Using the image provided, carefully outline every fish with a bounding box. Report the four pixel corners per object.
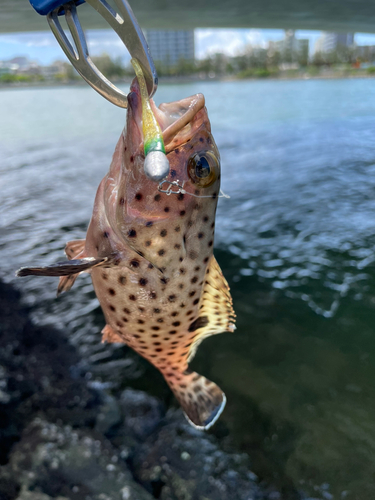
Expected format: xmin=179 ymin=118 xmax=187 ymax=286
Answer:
xmin=17 ymin=80 xmax=236 ymax=430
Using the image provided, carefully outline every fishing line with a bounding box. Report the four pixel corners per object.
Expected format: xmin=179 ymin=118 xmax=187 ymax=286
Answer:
xmin=158 ymin=180 xmax=230 ymax=199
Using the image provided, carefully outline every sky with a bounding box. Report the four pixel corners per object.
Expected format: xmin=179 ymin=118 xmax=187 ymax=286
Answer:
xmin=1 ymin=29 xmax=375 ymax=66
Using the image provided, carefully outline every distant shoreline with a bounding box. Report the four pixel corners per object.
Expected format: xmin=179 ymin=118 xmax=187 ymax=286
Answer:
xmin=2 ymin=71 xmax=375 ymax=90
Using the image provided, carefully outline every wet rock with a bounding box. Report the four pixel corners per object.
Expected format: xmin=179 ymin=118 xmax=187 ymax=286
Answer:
xmin=0 ymin=281 xmax=99 ymax=465
xmin=131 ymin=409 xmax=267 ymax=500
xmin=3 ymin=418 xmax=153 ymax=500
xmin=119 ymin=389 xmax=164 ymax=440
xmin=95 ymin=392 xmax=122 ymax=435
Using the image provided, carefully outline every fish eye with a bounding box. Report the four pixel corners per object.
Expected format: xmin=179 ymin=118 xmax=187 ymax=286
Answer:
xmin=187 ymin=151 xmax=219 ymax=188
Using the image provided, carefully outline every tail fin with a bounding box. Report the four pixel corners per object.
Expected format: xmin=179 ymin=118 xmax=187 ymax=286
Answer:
xmin=164 ymin=370 xmax=226 ymax=430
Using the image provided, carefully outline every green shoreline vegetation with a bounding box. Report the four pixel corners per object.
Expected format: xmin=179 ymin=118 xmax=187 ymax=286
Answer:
xmin=2 ymin=49 xmax=375 ymax=87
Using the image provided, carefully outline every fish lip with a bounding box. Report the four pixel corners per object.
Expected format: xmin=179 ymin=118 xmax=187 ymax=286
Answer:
xmin=127 ymin=81 xmax=143 ymax=145
xmin=126 ymin=205 xmax=169 ymax=221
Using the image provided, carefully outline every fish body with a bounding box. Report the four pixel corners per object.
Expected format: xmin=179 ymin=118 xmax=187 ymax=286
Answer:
xmin=17 ymin=81 xmax=235 ymax=429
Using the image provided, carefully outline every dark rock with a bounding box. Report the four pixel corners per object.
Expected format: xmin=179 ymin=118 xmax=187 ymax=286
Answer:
xmin=0 ymin=278 xmax=279 ymax=500
xmin=1 ymin=418 xmax=153 ymax=500
xmin=0 ymin=281 xmax=100 ymax=466
xmin=119 ymin=388 xmax=164 ymax=440
xmin=131 ymin=409 xmax=267 ymax=500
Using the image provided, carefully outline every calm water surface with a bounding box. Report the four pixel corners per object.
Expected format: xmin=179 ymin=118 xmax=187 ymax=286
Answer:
xmin=2 ymin=79 xmax=375 ymax=499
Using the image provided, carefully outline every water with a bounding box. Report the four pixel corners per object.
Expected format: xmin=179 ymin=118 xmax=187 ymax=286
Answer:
xmin=2 ymin=78 xmax=375 ymax=499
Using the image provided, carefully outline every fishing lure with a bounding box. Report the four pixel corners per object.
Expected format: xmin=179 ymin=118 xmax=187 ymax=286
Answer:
xmin=131 ymin=58 xmax=170 ymax=181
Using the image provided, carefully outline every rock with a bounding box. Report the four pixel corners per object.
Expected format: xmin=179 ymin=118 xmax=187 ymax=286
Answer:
xmin=131 ymin=409 xmax=267 ymax=500
xmin=3 ymin=418 xmax=154 ymax=500
xmin=95 ymin=393 xmax=122 ymax=435
xmin=119 ymin=389 xmax=164 ymax=440
xmin=0 ymin=281 xmax=99 ymax=465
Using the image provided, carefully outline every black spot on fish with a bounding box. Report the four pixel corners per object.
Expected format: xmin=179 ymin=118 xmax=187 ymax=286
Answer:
xmin=145 ymin=241 xmax=151 ymax=247
xmin=203 ymin=216 xmax=209 ymax=222
xmin=108 ymin=289 xmax=115 ymax=296
xmin=203 ymin=257 xmax=209 ymax=264
xmin=160 ymin=229 xmax=167 ymax=237
xmin=208 ymin=240 xmax=213 ymax=247
xmin=212 ymin=192 xmax=217 ymax=199
xmin=135 ymin=193 xmax=143 ymax=200
xmin=171 ymin=169 xmax=177 ymax=177
xmin=193 ymin=298 xmax=199 ymax=305
xmin=109 ymin=305 xmax=116 ymax=312
xmin=130 ymin=155 xmax=134 ymax=162
xmin=174 ymin=244 xmax=181 ymax=250
xmin=199 ymin=137 xmax=204 ymax=143
xmin=103 ymin=231 xmax=110 ymax=238
xmin=150 ymin=292 xmax=157 ymax=299
xmin=177 ymin=193 xmax=184 ymax=201
xmin=158 ymin=249 xmax=165 ymax=256
xmin=130 ymin=259 xmax=139 ymax=268
xmin=154 ymin=194 xmax=161 ymax=202
xmin=119 ymin=198 xmax=125 ymax=205
xmin=139 ymin=278 xmax=148 ymax=286
xmin=180 ymin=210 xmax=186 ymax=216
xmin=160 ymin=277 xmax=168 ymax=284
xmin=172 ymin=321 xmax=181 ymax=327
xmin=191 ymin=276 xmax=198 ymax=284
xmin=128 ymin=229 xmax=137 ymax=238
xmin=175 ymin=226 xmax=181 ymax=232
xmin=168 ymin=295 xmax=176 ymax=302
xmin=129 ymin=294 xmax=136 ymax=301
xmin=189 ymin=291 xmax=196 ymax=297
xmin=146 ymin=221 xmax=153 ymax=227
xmin=198 ymin=233 xmax=204 ymax=239
xmin=164 ymin=207 xmax=170 ymax=213
xmin=119 ymin=276 xmax=126 ymax=285
xmin=188 ymin=316 xmax=209 ymax=332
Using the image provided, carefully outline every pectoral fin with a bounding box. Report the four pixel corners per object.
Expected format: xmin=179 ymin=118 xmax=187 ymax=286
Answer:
xmin=187 ymin=256 xmax=236 ymax=362
xmin=17 ymin=257 xmax=108 ymax=277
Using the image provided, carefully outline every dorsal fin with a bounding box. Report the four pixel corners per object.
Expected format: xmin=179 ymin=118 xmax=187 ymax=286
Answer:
xmin=64 ymin=239 xmax=86 ymax=260
xmin=57 ymin=239 xmax=87 ymax=295
xmin=187 ymin=256 xmax=236 ymax=362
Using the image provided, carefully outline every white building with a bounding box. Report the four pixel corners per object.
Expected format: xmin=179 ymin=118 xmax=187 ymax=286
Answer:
xmin=270 ymin=30 xmax=309 ymax=63
xmin=314 ymin=32 xmax=354 ymax=54
xmin=145 ymin=30 xmax=195 ymax=67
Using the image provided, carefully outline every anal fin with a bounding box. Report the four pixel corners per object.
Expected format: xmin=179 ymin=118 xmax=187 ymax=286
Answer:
xmin=101 ymin=324 xmax=125 ymax=344
xmin=17 ymin=257 xmax=108 ymax=277
xmin=164 ymin=369 xmax=226 ymax=430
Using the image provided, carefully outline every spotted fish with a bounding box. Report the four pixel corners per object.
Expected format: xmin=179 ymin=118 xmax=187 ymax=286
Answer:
xmin=17 ymin=80 xmax=236 ymax=429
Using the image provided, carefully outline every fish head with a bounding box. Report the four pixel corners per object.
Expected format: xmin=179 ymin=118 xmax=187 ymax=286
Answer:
xmin=108 ymin=81 xmax=221 ymax=272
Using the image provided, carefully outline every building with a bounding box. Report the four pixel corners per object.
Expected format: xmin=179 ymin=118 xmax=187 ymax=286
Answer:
xmin=269 ymin=30 xmax=309 ymax=64
xmin=314 ymin=32 xmax=354 ymax=54
xmin=145 ymin=30 xmax=195 ymax=67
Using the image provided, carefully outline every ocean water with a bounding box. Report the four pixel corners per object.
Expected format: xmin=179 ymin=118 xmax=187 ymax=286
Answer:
xmin=2 ymin=78 xmax=375 ymax=499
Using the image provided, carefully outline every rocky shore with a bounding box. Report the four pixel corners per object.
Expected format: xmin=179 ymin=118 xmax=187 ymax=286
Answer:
xmin=0 ymin=279 xmax=280 ymax=500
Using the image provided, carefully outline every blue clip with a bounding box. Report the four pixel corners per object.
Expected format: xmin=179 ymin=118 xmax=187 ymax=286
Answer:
xmin=29 ymin=0 xmax=85 ymax=16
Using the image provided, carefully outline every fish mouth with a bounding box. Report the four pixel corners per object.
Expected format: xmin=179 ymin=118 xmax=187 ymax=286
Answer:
xmin=126 ymin=205 xmax=169 ymax=221
xmin=127 ymin=78 xmax=207 ymax=151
